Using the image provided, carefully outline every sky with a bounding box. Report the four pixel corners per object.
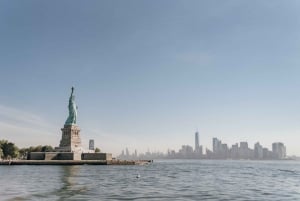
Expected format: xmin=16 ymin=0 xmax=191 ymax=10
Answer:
xmin=1 ymin=0 xmax=300 ymax=156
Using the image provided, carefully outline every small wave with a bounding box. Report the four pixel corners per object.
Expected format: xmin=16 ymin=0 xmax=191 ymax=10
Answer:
xmin=278 ymin=169 xmax=297 ymax=174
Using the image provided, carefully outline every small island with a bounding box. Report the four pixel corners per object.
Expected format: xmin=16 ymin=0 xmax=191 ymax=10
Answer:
xmin=0 ymin=87 xmax=152 ymax=166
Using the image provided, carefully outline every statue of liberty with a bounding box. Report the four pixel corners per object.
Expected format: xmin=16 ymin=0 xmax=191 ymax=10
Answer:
xmin=65 ymin=87 xmax=77 ymax=125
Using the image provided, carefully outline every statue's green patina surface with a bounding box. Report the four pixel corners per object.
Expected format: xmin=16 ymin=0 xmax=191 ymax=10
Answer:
xmin=65 ymin=87 xmax=77 ymax=125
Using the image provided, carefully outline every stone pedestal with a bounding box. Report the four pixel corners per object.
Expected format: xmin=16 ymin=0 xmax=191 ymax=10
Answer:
xmin=28 ymin=152 xmax=82 ymax=160
xmin=55 ymin=124 xmax=82 ymax=153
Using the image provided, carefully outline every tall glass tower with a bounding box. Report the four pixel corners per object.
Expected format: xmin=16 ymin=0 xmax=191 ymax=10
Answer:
xmin=195 ymin=131 xmax=200 ymax=152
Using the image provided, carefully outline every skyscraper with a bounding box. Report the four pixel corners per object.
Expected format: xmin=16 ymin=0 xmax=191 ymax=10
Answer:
xmin=272 ymin=142 xmax=286 ymax=159
xmin=89 ymin=139 xmax=94 ymax=150
xmin=195 ymin=131 xmax=200 ymax=153
xmin=213 ymin=138 xmax=221 ymax=154
xmin=239 ymin=142 xmax=249 ymax=159
xmin=254 ymin=142 xmax=263 ymax=159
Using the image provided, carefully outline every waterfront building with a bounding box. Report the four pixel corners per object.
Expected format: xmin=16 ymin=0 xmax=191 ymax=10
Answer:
xmin=198 ymin=145 xmax=203 ymax=156
xmin=126 ymin=148 xmax=130 ymax=157
xmin=221 ymin=143 xmax=229 ymax=158
xmin=89 ymin=139 xmax=95 ymax=150
xmin=179 ymin=145 xmax=194 ymax=158
xmin=263 ymin=148 xmax=272 ymax=159
xmin=239 ymin=142 xmax=250 ymax=159
xmin=206 ymin=148 xmax=213 ymax=158
xmin=213 ymin=138 xmax=228 ymax=158
xmin=134 ymin=149 xmax=138 ymax=157
xmin=212 ymin=138 xmax=222 ymax=155
xmin=254 ymin=142 xmax=263 ymax=159
xmin=195 ymin=131 xmax=200 ymax=153
xmin=272 ymin=142 xmax=286 ymax=159
xmin=230 ymin=143 xmax=239 ymax=159
xmin=212 ymin=138 xmax=219 ymax=153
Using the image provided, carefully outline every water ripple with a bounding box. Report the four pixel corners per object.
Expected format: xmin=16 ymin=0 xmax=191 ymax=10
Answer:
xmin=1 ymin=160 xmax=300 ymax=200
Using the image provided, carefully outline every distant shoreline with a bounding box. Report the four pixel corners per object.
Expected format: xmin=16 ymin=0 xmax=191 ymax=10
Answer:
xmin=0 ymin=159 xmax=153 ymax=166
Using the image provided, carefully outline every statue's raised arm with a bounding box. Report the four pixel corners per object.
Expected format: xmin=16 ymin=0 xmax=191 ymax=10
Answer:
xmin=65 ymin=87 xmax=77 ymax=125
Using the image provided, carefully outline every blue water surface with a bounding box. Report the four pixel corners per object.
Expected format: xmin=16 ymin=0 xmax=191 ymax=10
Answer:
xmin=0 ymin=160 xmax=300 ymax=200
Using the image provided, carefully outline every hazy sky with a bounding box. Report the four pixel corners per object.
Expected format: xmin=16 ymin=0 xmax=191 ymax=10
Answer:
xmin=1 ymin=1 xmax=300 ymax=156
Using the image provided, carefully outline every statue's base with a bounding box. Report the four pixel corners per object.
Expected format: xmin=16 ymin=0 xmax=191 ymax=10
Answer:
xmin=28 ymin=152 xmax=82 ymax=160
xmin=27 ymin=152 xmax=112 ymax=161
xmin=56 ymin=124 xmax=82 ymax=152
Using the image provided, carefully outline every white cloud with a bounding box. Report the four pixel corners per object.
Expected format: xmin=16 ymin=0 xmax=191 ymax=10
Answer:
xmin=0 ymin=104 xmax=53 ymax=127
xmin=0 ymin=104 xmax=58 ymax=147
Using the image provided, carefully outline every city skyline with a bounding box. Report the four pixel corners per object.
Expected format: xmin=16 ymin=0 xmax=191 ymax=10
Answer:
xmin=118 ymin=132 xmax=288 ymax=160
xmin=1 ymin=1 xmax=300 ymax=156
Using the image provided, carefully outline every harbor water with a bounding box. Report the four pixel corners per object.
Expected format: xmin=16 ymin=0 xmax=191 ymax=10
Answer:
xmin=0 ymin=160 xmax=300 ymax=200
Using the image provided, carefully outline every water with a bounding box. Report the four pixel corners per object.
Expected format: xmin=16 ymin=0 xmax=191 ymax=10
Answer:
xmin=1 ymin=160 xmax=300 ymax=200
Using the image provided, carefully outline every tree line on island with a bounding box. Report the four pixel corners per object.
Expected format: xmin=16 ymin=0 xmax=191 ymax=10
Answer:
xmin=0 ymin=139 xmax=100 ymax=160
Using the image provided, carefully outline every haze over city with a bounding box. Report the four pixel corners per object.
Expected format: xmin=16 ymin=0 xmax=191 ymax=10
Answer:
xmin=1 ymin=1 xmax=300 ymax=156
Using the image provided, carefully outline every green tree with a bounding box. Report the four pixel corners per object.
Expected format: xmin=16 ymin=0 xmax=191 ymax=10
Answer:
xmin=41 ymin=145 xmax=54 ymax=152
xmin=18 ymin=145 xmax=54 ymax=159
xmin=18 ymin=148 xmax=29 ymax=159
xmin=1 ymin=141 xmax=19 ymax=159
xmin=95 ymin=147 xmax=101 ymax=153
xmin=0 ymin=139 xmax=7 ymax=145
xmin=0 ymin=147 xmax=3 ymax=159
xmin=32 ymin=145 xmax=43 ymax=152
